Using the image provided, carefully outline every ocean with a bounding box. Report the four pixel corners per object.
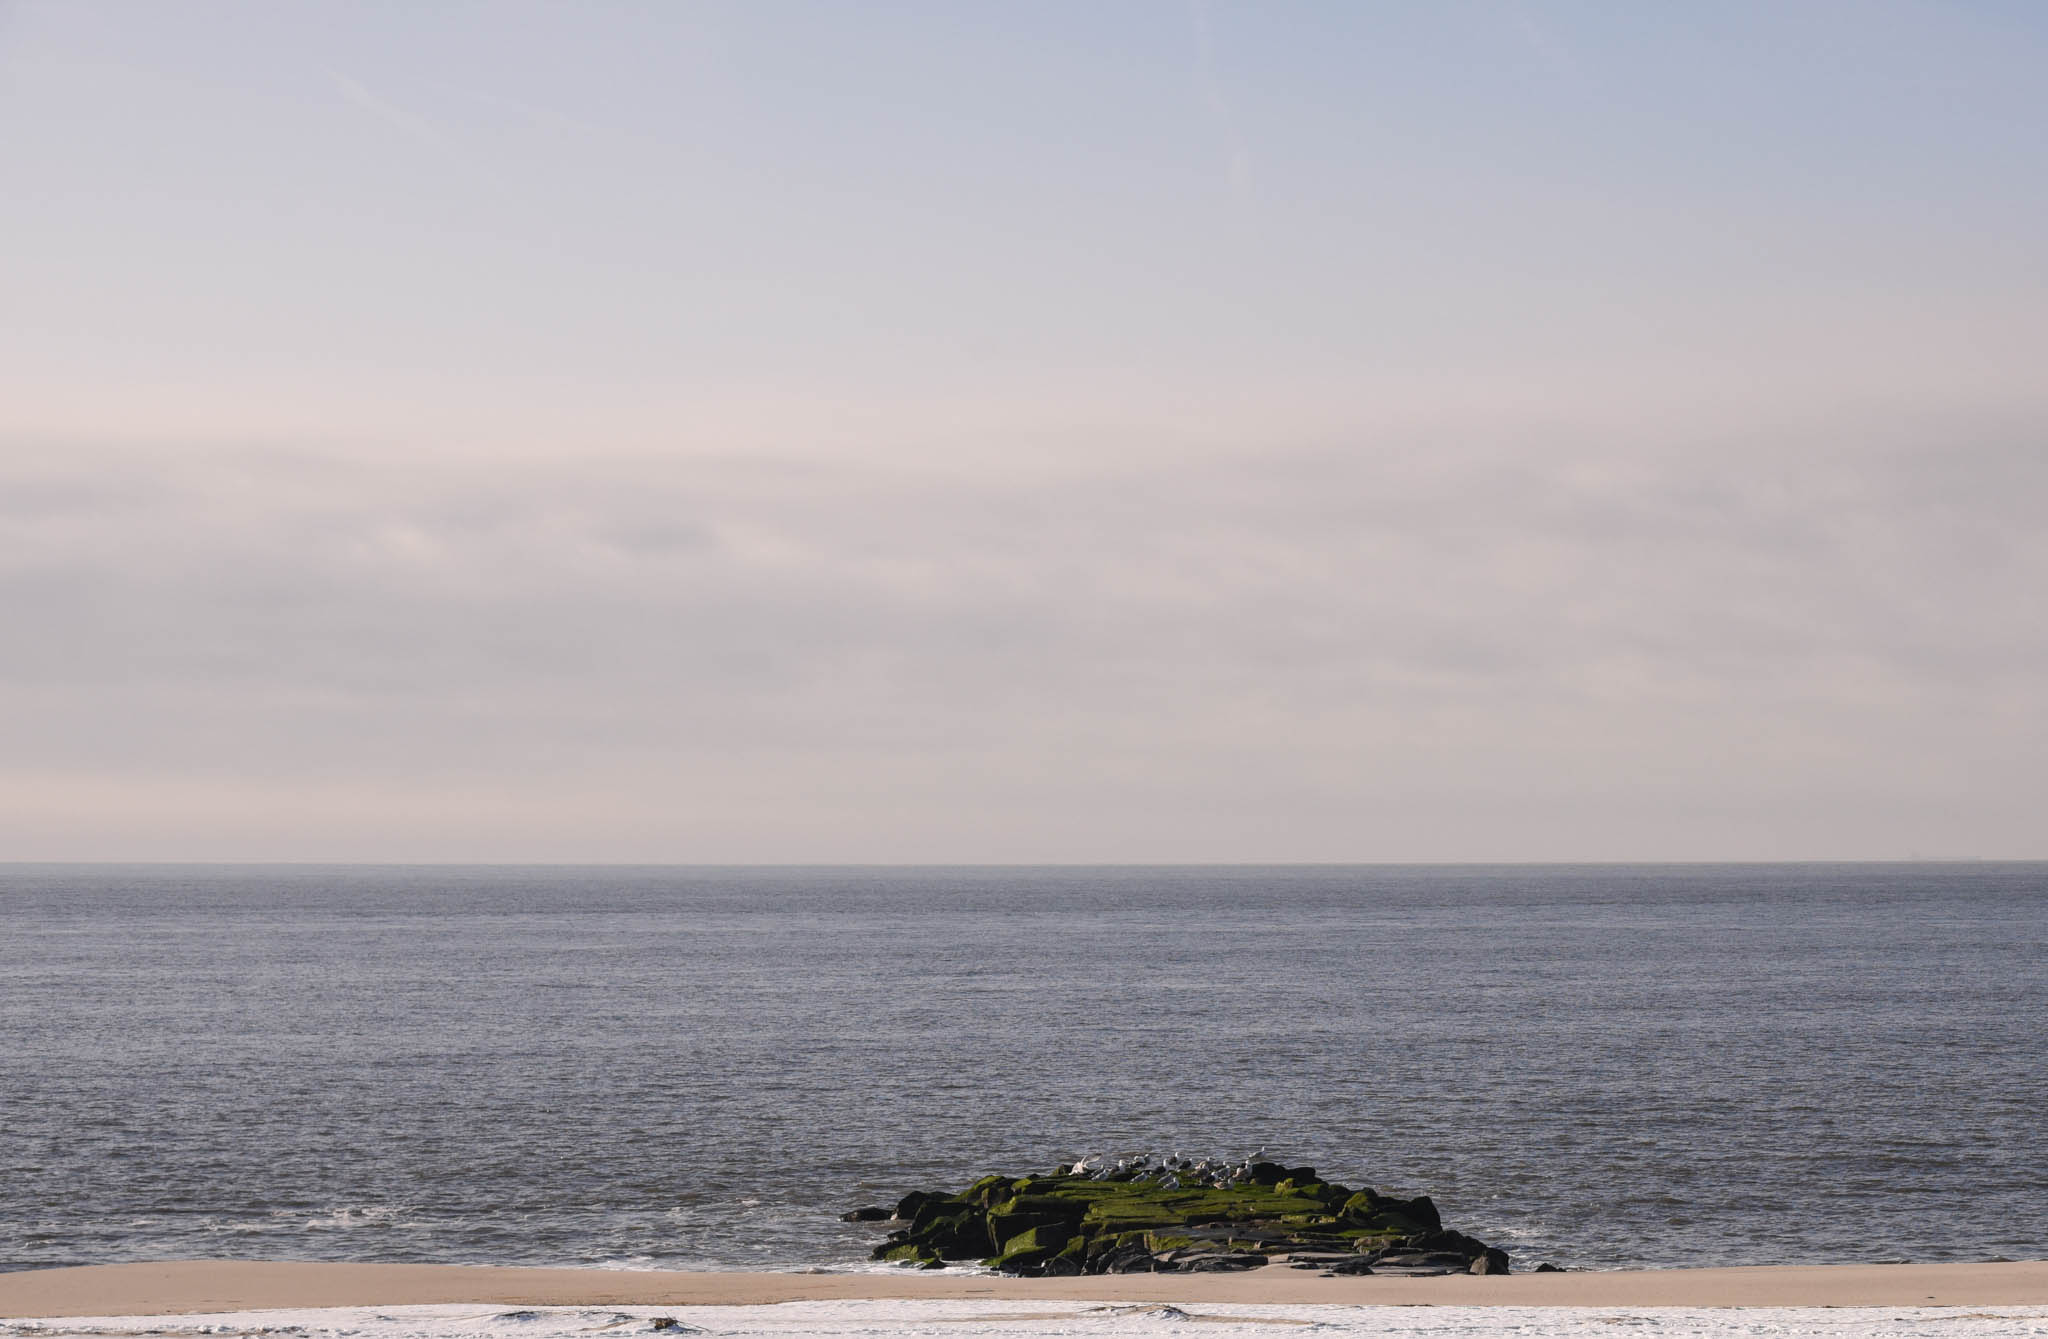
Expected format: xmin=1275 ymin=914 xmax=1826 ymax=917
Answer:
xmin=3 ymin=863 xmax=2042 ymax=1276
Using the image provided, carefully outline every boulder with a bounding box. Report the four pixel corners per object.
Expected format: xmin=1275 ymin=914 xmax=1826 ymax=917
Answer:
xmin=1095 ymin=1239 xmax=1159 ymax=1273
xmin=1375 ymin=1251 xmax=1473 ymax=1269
xmin=1470 ymin=1248 xmax=1511 ymax=1275
xmin=922 ymin=1210 xmax=994 ymax=1260
xmin=1175 ymin=1251 xmax=1269 ymax=1272
xmin=877 ymin=1241 xmax=944 ymax=1266
xmin=989 ymin=1221 xmax=1074 ymax=1274
xmin=895 ymin=1190 xmax=950 ymax=1221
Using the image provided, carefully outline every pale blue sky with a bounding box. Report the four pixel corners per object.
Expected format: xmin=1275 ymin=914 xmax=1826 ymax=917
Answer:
xmin=2 ymin=2 xmax=2043 ymax=859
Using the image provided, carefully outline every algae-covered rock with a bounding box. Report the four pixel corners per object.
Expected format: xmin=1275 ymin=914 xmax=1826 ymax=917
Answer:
xmin=876 ymin=1241 xmax=943 ymax=1266
xmin=989 ymin=1220 xmax=1074 ymax=1273
xmin=852 ymin=1156 xmax=1506 ymax=1278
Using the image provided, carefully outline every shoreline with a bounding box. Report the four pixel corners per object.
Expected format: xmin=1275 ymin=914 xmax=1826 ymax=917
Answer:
xmin=4 ymin=1259 xmax=2047 ymax=1317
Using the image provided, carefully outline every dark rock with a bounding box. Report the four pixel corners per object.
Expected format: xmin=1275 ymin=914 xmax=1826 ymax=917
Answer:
xmin=1179 ymin=1251 xmax=1270 ymax=1272
xmin=840 ymin=1206 xmax=892 ymax=1222
xmin=911 ymin=1198 xmax=962 ymax=1232
xmin=876 ymin=1240 xmax=944 ymax=1267
xmin=964 ymin=1175 xmax=1017 ymax=1207
xmin=1285 ymin=1252 xmax=1355 ymax=1267
xmin=1321 ymin=1257 xmax=1377 ymax=1276
xmin=855 ymin=1160 xmax=1502 ymax=1278
xmin=1535 ymin=1262 xmax=1566 ymax=1273
xmin=989 ymin=1220 xmax=1075 ymax=1275
xmin=926 ymin=1211 xmax=995 ymax=1260
xmin=895 ymin=1190 xmax=949 ymax=1221
xmin=1470 ymin=1248 xmax=1511 ymax=1275
xmin=989 ymin=1206 xmax=1072 ymax=1245
xmin=1376 ymin=1251 xmax=1474 ymax=1269
xmin=1097 ymin=1241 xmax=1159 ymax=1273
xmin=1288 ymin=1235 xmax=1355 ymax=1252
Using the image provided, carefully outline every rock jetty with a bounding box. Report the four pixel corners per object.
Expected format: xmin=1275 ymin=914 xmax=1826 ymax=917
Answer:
xmin=848 ymin=1156 xmax=1508 ymax=1277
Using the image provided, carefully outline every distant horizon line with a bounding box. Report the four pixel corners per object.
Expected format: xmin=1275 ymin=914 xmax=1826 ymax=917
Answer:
xmin=0 ymin=857 xmax=2035 ymax=868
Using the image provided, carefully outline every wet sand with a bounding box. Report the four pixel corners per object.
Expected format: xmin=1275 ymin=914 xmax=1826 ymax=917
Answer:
xmin=4 ymin=1258 xmax=2046 ymax=1318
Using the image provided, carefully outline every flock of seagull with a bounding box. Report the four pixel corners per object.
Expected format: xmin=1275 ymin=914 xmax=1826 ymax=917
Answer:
xmin=1059 ymin=1153 xmax=1272 ymax=1191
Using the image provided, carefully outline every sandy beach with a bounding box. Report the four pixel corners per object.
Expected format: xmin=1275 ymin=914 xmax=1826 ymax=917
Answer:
xmin=4 ymin=1258 xmax=2047 ymax=1318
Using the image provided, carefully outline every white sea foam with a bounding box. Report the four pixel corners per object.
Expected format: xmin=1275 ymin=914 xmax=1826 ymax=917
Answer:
xmin=6 ymin=1302 xmax=2048 ymax=1339
xmin=301 ymin=1206 xmax=415 ymax=1232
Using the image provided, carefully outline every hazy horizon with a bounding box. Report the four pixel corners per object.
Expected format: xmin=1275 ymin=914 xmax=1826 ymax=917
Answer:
xmin=4 ymin=2 xmax=2043 ymax=862
xmin=0 ymin=857 xmax=2035 ymax=869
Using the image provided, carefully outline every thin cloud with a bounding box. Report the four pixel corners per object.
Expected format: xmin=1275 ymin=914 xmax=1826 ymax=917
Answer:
xmin=2 ymin=424 xmax=2041 ymax=860
xmin=1509 ymin=0 xmax=1586 ymax=86
xmin=1189 ymin=0 xmax=1251 ymax=195
xmin=330 ymin=71 xmax=462 ymax=157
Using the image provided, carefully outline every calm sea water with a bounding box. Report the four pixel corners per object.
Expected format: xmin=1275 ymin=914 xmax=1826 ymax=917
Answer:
xmin=2 ymin=864 xmax=2043 ymax=1275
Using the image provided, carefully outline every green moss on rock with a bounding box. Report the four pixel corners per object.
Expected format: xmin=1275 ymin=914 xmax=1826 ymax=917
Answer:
xmin=856 ymin=1161 xmax=1505 ymax=1278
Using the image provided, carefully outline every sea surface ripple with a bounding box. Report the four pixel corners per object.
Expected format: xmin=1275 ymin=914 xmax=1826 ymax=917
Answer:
xmin=2 ymin=863 xmax=2042 ymax=1273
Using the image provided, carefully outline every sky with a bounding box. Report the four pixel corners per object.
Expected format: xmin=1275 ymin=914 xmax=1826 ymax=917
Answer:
xmin=2 ymin=0 xmax=2043 ymax=862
